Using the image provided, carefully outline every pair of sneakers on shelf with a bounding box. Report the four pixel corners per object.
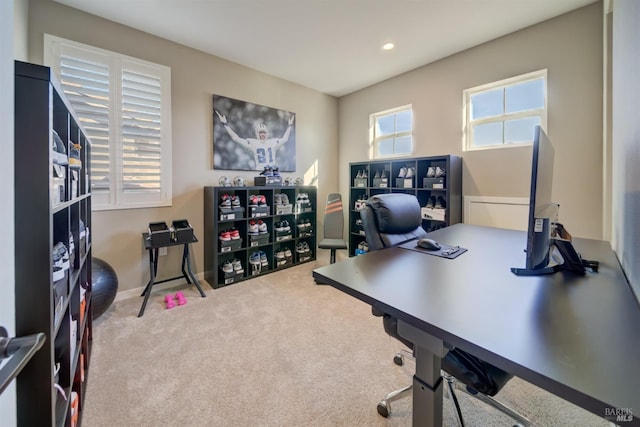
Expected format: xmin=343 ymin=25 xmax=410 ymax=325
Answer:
xmin=355 ymin=170 xmax=368 ymax=179
xmin=355 ymin=241 xmax=369 ymax=255
xmin=296 ymin=241 xmax=312 ymax=255
xmin=220 ymin=194 xmax=241 ymax=208
xmin=249 ymin=251 xmax=269 ymax=275
xmin=296 ymin=218 xmax=312 ymax=231
xmin=249 ymin=194 xmax=268 ymax=207
xmin=274 ymin=220 xmax=291 ymax=233
xmin=425 ymin=196 xmax=447 ymax=209
xmin=222 ymin=258 xmax=244 ymax=274
xmin=426 ymin=166 xmax=446 ymax=178
xmin=398 ymin=167 xmax=416 ymax=178
xmin=219 ymin=228 xmax=241 ymax=241
xmin=295 ymin=193 xmax=310 ymax=204
xmin=274 ymin=193 xmax=290 ymax=206
xmin=259 ymin=165 xmax=280 ymax=177
xmin=248 ymin=220 xmax=268 ymax=235
xmin=373 ymin=170 xmax=387 ymax=179
xmin=274 ymin=246 xmax=293 ymax=260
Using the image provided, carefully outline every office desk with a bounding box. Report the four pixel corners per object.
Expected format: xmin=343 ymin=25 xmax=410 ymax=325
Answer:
xmin=313 ymin=224 xmax=640 ymax=426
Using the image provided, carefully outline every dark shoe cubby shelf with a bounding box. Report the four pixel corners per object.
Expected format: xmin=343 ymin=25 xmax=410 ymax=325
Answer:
xmin=14 ymin=61 xmax=93 ymax=427
xmin=349 ymin=155 xmax=462 ymax=257
xmin=204 ymin=186 xmax=317 ymax=288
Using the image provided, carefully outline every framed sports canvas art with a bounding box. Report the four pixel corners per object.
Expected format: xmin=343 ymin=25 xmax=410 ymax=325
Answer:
xmin=213 ymin=95 xmax=296 ymax=172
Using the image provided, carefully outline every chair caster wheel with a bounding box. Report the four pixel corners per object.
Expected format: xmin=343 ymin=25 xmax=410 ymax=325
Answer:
xmin=377 ymin=401 xmax=390 ymax=418
xmin=393 ymin=354 xmax=404 ymax=366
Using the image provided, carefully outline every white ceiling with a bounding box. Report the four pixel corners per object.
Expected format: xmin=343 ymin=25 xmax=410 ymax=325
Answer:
xmin=53 ymin=0 xmax=597 ymax=97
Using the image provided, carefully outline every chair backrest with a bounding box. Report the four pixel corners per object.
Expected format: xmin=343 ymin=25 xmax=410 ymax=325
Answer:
xmin=360 ymin=193 xmax=427 ymax=251
xmin=323 ymin=193 xmax=345 ymax=239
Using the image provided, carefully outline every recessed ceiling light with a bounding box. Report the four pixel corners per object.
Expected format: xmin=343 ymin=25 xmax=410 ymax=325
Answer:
xmin=382 ymin=42 xmax=395 ymax=51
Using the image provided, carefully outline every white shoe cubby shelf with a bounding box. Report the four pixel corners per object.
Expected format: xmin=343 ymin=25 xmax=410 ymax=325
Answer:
xmin=349 ymin=155 xmax=462 ymax=257
xmin=14 ymin=61 xmax=93 ymax=427
xmin=204 ymin=186 xmax=317 ymax=288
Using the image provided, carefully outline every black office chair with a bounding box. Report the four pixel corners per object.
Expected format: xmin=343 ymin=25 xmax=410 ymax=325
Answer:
xmin=318 ymin=193 xmax=348 ymax=264
xmin=360 ymin=193 xmax=531 ymax=426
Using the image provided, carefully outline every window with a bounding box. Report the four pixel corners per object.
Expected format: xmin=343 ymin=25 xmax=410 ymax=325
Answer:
xmin=44 ymin=35 xmax=172 ymax=210
xmin=370 ymin=105 xmax=413 ymax=158
xmin=463 ymin=70 xmax=547 ymax=151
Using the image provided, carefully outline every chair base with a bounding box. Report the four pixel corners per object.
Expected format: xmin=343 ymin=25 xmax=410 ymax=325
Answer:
xmin=376 ymin=384 xmax=412 ymax=418
xmin=376 ymin=371 xmax=532 ymax=427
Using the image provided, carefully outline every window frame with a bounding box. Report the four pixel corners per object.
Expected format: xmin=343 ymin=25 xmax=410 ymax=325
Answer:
xmin=463 ymin=69 xmax=547 ymax=152
xmin=370 ymin=105 xmax=413 ymax=159
xmin=44 ymin=34 xmax=172 ymax=211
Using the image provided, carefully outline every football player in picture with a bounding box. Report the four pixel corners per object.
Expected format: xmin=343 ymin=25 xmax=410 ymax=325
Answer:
xmin=215 ymin=110 xmax=295 ymax=171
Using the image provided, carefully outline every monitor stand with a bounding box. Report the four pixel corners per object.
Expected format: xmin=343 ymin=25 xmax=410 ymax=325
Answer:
xmin=511 ymin=223 xmax=599 ymax=276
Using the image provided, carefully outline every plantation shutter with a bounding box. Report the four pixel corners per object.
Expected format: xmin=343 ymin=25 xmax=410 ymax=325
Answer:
xmin=45 ymin=34 xmax=172 ymax=210
xmin=121 ymin=67 xmax=162 ymax=192
xmin=59 ymin=54 xmax=111 ymax=193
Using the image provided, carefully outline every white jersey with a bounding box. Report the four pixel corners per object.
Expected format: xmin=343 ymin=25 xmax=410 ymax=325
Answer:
xmin=246 ymin=138 xmax=282 ymax=169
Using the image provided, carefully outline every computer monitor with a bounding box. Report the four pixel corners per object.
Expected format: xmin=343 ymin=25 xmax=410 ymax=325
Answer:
xmin=511 ymin=126 xmax=597 ymax=276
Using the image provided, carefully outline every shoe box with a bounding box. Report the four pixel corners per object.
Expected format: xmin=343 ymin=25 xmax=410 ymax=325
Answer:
xmin=372 ymin=177 xmax=388 ymax=188
xmin=395 ymin=177 xmax=414 ymax=188
xmin=275 ymin=203 xmax=293 ymax=215
xmin=220 ymin=238 xmax=242 ymax=252
xmin=219 ymin=206 xmax=244 ymax=220
xmin=248 ymin=233 xmax=269 ymax=247
xmin=353 ymin=177 xmax=367 ymax=188
xmin=423 ymin=177 xmax=445 ymax=189
xmin=254 ymin=175 xmax=282 ymax=186
xmin=421 ymin=207 xmax=446 ymax=222
xmin=249 ymin=205 xmax=270 ymax=218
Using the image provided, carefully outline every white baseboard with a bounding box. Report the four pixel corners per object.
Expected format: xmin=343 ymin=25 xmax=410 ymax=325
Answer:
xmin=114 ymin=271 xmax=207 ymax=301
xmin=463 ymin=196 xmax=529 ymax=231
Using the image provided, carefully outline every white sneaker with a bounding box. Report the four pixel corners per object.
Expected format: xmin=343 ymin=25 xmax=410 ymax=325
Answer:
xmin=398 ymin=167 xmax=407 ymax=178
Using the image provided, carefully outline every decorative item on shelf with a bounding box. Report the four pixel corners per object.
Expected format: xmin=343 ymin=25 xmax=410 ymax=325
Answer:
xmin=218 ymin=176 xmax=232 ymax=187
xmin=233 ymin=176 xmax=245 ymax=187
xmin=91 ymin=257 xmax=118 ymax=319
xmin=254 ymin=165 xmax=283 ymax=186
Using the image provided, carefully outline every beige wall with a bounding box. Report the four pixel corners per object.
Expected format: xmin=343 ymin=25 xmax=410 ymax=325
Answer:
xmin=28 ymin=0 xmax=338 ymax=293
xmin=338 ymin=3 xmax=603 ymax=240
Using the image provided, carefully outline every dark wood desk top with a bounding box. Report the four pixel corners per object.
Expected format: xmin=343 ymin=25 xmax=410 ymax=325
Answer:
xmin=313 ymin=224 xmax=640 ymax=424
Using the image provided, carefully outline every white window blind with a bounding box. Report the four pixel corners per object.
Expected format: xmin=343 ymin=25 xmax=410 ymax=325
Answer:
xmin=44 ymin=34 xmax=172 ymax=210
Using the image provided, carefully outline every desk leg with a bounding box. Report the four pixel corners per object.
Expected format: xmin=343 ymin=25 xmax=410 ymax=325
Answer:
xmin=413 ymin=345 xmax=443 ymax=427
xmin=398 ymin=320 xmax=445 ymax=427
xmin=138 ymin=248 xmax=158 ymax=317
xmin=182 ymin=244 xmax=206 ymax=297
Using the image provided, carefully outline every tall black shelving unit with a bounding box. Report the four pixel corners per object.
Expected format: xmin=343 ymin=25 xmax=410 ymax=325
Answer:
xmin=14 ymin=61 xmax=93 ymax=427
xmin=349 ymin=155 xmax=462 ymax=256
xmin=204 ymin=186 xmax=317 ymax=288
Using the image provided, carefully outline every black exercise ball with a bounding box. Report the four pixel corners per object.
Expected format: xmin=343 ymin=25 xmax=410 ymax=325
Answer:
xmin=92 ymin=257 xmax=119 ymax=319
